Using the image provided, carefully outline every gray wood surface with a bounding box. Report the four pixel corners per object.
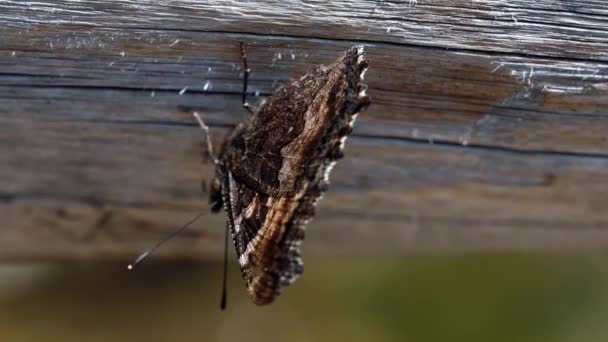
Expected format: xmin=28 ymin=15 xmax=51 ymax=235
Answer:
xmin=1 ymin=1 xmax=607 ymax=259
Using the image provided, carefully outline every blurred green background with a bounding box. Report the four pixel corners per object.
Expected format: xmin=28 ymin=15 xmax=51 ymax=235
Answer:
xmin=1 ymin=255 xmax=607 ymax=342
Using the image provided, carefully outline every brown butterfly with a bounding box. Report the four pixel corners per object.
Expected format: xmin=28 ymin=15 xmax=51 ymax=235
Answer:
xmin=131 ymin=43 xmax=370 ymax=307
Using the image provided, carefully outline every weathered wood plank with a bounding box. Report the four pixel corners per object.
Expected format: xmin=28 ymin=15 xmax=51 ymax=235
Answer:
xmin=3 ymin=115 xmax=608 ymax=258
xmin=2 ymin=28 xmax=607 ymax=154
xmin=3 ymin=0 xmax=608 ymax=60
xmin=1 ymin=1 xmax=607 ymax=259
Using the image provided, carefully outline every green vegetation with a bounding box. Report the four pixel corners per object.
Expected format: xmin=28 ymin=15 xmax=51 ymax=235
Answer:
xmin=0 ymin=255 xmax=606 ymax=342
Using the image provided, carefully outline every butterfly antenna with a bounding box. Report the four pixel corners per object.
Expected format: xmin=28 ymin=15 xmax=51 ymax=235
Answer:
xmin=127 ymin=208 xmax=211 ymax=270
xmin=220 ymin=221 xmax=229 ymax=310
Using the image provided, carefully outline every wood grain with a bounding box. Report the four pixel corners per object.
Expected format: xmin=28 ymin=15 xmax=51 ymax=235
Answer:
xmin=1 ymin=1 xmax=607 ymax=259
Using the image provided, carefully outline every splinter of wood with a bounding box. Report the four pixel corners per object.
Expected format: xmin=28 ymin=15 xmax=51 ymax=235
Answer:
xmin=371 ymin=0 xmax=385 ymax=14
xmin=239 ymin=42 xmax=254 ymax=114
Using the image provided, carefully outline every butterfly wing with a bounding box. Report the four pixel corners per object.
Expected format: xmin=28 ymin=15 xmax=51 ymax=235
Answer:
xmin=219 ymin=46 xmax=370 ymax=304
xmin=229 ymin=46 xmax=370 ymax=197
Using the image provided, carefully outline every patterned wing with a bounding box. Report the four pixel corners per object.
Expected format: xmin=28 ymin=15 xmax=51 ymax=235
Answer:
xmin=229 ymin=46 xmax=370 ymax=197
xmin=223 ymin=171 xmax=307 ymax=304
xmin=219 ymin=46 xmax=370 ymax=305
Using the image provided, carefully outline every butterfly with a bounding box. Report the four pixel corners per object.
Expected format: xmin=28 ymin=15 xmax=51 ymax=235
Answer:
xmin=131 ymin=43 xmax=370 ymax=307
xmin=196 ymin=43 xmax=370 ymax=305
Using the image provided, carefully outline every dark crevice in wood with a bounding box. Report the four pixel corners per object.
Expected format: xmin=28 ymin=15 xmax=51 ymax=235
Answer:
xmin=67 ymin=118 xmax=235 ymax=130
xmin=0 ymin=72 xmax=96 ymax=79
xmin=36 ymin=116 xmax=608 ymax=160
xmin=375 ymin=96 xmax=608 ymax=119
xmin=356 ymin=134 xmax=608 ymax=160
xmin=2 ymin=83 xmax=253 ymax=96
xmin=0 ymin=191 xmax=203 ymax=211
xmin=491 ymin=105 xmax=608 ymax=119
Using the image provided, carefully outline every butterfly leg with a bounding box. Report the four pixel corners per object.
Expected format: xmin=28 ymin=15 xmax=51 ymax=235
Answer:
xmin=220 ymin=219 xmax=230 ymax=310
xmin=192 ymin=112 xmax=219 ymax=165
xmin=240 ymin=42 xmax=254 ymax=115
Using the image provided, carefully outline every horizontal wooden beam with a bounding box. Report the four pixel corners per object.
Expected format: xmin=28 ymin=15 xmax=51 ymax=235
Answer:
xmin=1 ymin=1 xmax=608 ymax=259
